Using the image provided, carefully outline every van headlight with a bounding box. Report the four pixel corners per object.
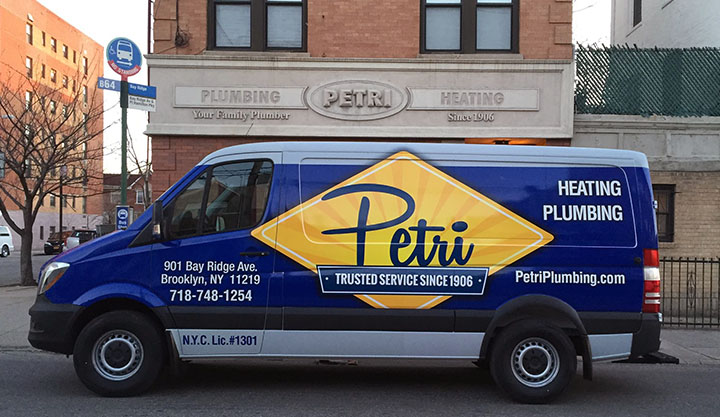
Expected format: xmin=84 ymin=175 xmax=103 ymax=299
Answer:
xmin=38 ymin=262 xmax=70 ymax=294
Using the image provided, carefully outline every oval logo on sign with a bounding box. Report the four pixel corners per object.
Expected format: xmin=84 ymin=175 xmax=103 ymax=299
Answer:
xmin=306 ymin=80 xmax=408 ymax=121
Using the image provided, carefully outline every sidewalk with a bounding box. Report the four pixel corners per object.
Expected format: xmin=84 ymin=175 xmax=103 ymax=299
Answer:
xmin=0 ymin=286 xmax=38 ymax=350
xmin=1 ymin=285 xmax=719 ymax=364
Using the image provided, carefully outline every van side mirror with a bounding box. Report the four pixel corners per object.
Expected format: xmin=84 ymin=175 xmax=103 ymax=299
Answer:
xmin=152 ymin=201 xmax=163 ymax=240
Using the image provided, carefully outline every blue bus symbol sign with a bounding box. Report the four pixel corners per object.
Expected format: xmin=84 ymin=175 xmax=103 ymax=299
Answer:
xmin=107 ymin=37 xmax=142 ymax=79
xmin=116 ymin=205 xmax=130 ymax=230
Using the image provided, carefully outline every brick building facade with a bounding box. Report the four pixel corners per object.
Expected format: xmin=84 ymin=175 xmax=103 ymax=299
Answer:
xmin=149 ymin=0 xmax=574 ymax=200
xmin=0 ymin=0 xmax=104 ymax=250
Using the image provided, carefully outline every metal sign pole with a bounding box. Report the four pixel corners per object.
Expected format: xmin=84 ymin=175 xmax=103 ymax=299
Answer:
xmin=59 ymin=178 xmax=63 ymax=233
xmin=120 ymin=80 xmax=128 ymax=206
xmin=106 ymin=37 xmax=143 ymax=207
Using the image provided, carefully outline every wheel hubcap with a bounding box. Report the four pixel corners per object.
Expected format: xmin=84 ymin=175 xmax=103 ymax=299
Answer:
xmin=511 ymin=337 xmax=560 ymax=387
xmin=92 ymin=330 xmax=144 ymax=381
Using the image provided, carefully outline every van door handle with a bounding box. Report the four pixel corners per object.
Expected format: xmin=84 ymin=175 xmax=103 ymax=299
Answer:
xmin=239 ymin=251 xmax=269 ymax=257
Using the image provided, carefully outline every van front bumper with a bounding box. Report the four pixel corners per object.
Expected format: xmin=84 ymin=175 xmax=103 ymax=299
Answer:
xmin=28 ymin=294 xmax=83 ymax=355
xmin=631 ymin=313 xmax=662 ymax=357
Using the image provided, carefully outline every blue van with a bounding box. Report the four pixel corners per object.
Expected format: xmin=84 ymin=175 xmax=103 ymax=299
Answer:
xmin=29 ymin=142 xmax=661 ymax=403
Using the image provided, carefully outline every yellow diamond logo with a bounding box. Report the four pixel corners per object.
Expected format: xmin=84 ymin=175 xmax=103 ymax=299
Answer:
xmin=252 ymin=151 xmax=553 ymax=309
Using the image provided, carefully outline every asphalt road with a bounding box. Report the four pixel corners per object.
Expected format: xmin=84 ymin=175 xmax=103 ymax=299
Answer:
xmin=0 ymin=252 xmax=53 ymax=287
xmin=0 ymin=352 xmax=717 ymax=417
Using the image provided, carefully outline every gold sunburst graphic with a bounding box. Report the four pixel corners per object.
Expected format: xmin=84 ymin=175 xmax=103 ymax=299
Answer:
xmin=252 ymin=151 xmax=553 ymax=309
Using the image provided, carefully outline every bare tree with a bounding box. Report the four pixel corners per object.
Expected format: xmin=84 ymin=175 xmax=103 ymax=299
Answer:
xmin=0 ymin=66 xmax=105 ymax=286
xmin=127 ymin=127 xmax=152 ymax=211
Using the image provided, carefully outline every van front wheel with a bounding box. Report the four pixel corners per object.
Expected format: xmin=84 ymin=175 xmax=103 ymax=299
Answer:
xmin=1 ymin=245 xmax=9 ymax=257
xmin=489 ymin=321 xmax=576 ymax=404
xmin=73 ymin=310 xmax=166 ymax=396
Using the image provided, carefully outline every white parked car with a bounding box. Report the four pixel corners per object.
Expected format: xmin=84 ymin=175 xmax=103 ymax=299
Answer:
xmin=0 ymin=226 xmax=14 ymax=257
xmin=64 ymin=229 xmax=97 ymax=251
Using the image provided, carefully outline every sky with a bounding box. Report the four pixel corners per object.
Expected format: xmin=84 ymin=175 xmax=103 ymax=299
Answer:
xmin=573 ymin=0 xmax=612 ymax=45
xmin=36 ymin=0 xmax=612 ymax=173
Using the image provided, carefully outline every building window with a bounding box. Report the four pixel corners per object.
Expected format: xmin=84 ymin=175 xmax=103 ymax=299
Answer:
xmin=26 ymin=57 xmax=33 ymax=78
xmin=421 ymin=0 xmax=518 ymax=53
xmin=62 ymin=44 xmax=68 ymax=59
xmin=26 ymin=23 xmax=33 ymax=44
xmin=136 ymin=189 xmax=145 ymax=205
xmin=72 ymin=79 xmax=76 ymax=92
xmin=209 ymin=0 xmax=306 ymax=50
xmin=50 ymin=37 xmax=57 ymax=52
xmin=42 ymin=31 xmax=46 ymax=46
xmin=50 ymin=100 xmax=56 ymax=114
xmin=111 ymin=191 xmax=120 ymax=204
xmin=82 ymin=196 xmax=86 ymax=213
xmin=40 ymin=225 xmax=44 ymax=240
xmin=73 ymin=50 xmax=77 ymax=63
xmin=25 ymin=91 xmax=32 ymax=110
xmin=0 ymin=152 xmax=4 ymax=179
xmin=653 ymin=184 xmax=675 ymax=242
xmin=62 ymin=75 xmax=69 ymax=89
xmin=633 ymin=0 xmax=642 ymax=27
xmin=41 ymin=64 xmax=46 ymax=78
xmin=82 ymin=85 xmax=88 ymax=105
xmin=50 ymin=225 xmax=56 ymax=234
xmin=50 ymin=68 xmax=57 ymax=83
xmin=82 ymin=57 xmax=88 ymax=75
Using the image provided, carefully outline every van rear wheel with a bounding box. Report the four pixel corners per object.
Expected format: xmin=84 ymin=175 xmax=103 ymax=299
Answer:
xmin=73 ymin=310 xmax=165 ymax=396
xmin=489 ymin=320 xmax=576 ymax=404
xmin=1 ymin=245 xmax=9 ymax=257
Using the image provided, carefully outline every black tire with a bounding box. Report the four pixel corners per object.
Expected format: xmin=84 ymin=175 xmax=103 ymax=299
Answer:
xmin=489 ymin=320 xmax=576 ymax=404
xmin=73 ymin=310 xmax=166 ymax=397
xmin=1 ymin=245 xmax=9 ymax=257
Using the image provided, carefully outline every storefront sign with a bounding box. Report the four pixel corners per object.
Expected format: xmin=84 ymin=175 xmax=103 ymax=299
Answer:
xmin=148 ymin=57 xmax=573 ymax=139
xmin=407 ymin=88 xmax=539 ymax=111
xmin=306 ymin=80 xmax=408 ymax=121
xmin=174 ymin=86 xmax=307 ymax=109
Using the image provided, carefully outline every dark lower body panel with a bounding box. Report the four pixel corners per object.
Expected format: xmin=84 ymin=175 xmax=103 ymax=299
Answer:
xmin=28 ymin=294 xmax=83 ymax=355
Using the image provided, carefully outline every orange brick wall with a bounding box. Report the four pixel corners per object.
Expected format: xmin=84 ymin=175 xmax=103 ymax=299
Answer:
xmin=153 ymin=0 xmax=207 ymax=55
xmin=307 ymin=0 xmax=419 ymax=58
xmin=520 ymin=0 xmax=573 ymax=59
xmin=153 ymin=0 xmax=572 ymax=59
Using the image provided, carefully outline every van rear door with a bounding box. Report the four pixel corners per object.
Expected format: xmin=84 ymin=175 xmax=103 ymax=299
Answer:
xmin=152 ymin=153 xmax=280 ymax=357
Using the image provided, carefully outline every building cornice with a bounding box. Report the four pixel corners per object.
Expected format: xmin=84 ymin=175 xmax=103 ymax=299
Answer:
xmin=145 ymin=53 xmax=573 ymax=72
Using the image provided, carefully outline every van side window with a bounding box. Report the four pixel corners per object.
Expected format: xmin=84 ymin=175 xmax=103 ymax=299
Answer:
xmin=166 ymin=160 xmax=273 ymax=240
xmin=202 ymin=160 xmax=273 ymax=233
xmin=168 ymin=171 xmax=208 ymax=239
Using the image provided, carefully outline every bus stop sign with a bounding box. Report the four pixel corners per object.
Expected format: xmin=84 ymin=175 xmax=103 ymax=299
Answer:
xmin=106 ymin=37 xmax=142 ymax=80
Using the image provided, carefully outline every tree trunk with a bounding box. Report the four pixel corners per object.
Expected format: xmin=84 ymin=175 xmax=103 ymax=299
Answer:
xmin=19 ymin=217 xmax=35 ymax=286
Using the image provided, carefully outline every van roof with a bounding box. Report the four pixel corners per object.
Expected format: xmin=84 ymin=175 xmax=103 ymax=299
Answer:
xmin=198 ymin=142 xmax=649 ymax=168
